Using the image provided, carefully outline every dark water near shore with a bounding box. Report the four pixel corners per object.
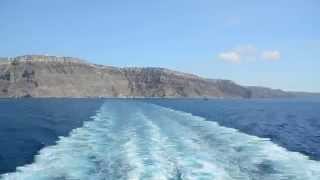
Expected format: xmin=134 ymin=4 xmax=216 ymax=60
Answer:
xmin=0 ymin=98 xmax=319 ymax=179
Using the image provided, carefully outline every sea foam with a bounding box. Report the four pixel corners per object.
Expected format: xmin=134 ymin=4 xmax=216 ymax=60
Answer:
xmin=2 ymin=101 xmax=320 ymax=180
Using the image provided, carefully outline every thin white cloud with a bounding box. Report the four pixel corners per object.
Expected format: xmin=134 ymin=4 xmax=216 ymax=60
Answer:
xmin=218 ymin=44 xmax=257 ymax=63
xmin=218 ymin=51 xmax=241 ymax=63
xmin=218 ymin=45 xmax=281 ymax=63
xmin=261 ymin=50 xmax=281 ymax=61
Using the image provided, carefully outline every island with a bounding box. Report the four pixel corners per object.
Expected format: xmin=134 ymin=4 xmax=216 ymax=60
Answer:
xmin=0 ymin=55 xmax=317 ymax=98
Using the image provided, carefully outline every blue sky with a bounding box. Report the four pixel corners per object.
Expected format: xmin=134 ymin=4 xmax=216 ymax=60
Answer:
xmin=0 ymin=0 xmax=319 ymax=92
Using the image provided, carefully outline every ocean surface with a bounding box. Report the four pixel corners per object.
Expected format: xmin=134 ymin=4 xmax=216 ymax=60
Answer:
xmin=0 ymin=98 xmax=320 ymax=179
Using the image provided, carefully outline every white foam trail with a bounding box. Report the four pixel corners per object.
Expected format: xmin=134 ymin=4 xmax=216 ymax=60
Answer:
xmin=2 ymin=101 xmax=320 ymax=180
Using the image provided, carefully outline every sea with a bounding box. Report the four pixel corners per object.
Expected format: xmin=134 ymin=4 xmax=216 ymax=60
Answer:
xmin=0 ymin=98 xmax=319 ymax=180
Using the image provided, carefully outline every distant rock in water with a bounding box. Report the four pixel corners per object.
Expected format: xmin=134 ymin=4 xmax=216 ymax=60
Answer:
xmin=0 ymin=55 xmax=315 ymax=98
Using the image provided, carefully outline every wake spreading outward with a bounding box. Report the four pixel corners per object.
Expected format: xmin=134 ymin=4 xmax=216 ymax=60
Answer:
xmin=2 ymin=101 xmax=320 ymax=180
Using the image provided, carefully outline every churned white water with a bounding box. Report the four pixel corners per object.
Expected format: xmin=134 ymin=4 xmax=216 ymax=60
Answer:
xmin=2 ymin=101 xmax=320 ymax=180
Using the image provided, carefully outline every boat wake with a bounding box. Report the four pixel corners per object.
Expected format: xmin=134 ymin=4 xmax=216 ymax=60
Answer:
xmin=2 ymin=101 xmax=320 ymax=180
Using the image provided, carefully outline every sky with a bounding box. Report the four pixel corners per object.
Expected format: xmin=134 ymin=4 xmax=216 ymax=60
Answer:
xmin=0 ymin=0 xmax=319 ymax=92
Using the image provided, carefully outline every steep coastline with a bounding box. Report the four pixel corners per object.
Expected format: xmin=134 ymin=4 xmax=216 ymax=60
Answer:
xmin=0 ymin=55 xmax=314 ymax=98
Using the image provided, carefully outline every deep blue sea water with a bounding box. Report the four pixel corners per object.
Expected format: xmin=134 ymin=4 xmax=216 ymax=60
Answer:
xmin=0 ymin=99 xmax=104 ymax=174
xmin=0 ymin=98 xmax=320 ymax=179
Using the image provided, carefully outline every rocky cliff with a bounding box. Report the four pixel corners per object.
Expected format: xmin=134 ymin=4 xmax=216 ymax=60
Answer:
xmin=0 ymin=55 xmax=306 ymax=98
xmin=246 ymin=86 xmax=293 ymax=98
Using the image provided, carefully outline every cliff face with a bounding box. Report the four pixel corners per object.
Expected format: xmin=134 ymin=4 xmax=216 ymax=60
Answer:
xmin=246 ymin=86 xmax=294 ymax=98
xmin=0 ymin=55 xmax=295 ymax=98
xmin=0 ymin=55 xmax=130 ymax=97
xmin=123 ymin=68 xmax=250 ymax=98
